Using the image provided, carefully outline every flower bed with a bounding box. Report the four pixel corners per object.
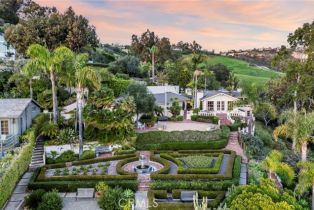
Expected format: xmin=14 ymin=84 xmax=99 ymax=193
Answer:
xmin=191 ymin=115 xmax=219 ymax=124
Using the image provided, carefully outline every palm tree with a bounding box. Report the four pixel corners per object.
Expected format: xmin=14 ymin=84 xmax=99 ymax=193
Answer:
xmin=263 ymin=150 xmax=282 ymax=178
xmin=26 ymin=44 xmax=73 ymax=124
xmin=149 ymin=45 xmax=158 ymax=82
xmin=21 ymin=61 xmax=39 ymax=99
xmin=193 ymin=69 xmax=203 ymax=109
xmin=156 ymin=71 xmax=169 ymax=116
xmin=73 ymin=53 xmax=101 ymax=158
xmin=273 ymin=110 xmax=314 ymax=161
xmin=296 ymin=161 xmax=314 ymax=210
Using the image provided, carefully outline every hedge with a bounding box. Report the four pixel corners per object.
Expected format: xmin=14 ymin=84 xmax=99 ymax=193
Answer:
xmin=150 ymin=156 xmax=171 ymax=175
xmin=191 ymin=115 xmax=219 ymax=124
xmin=136 ymin=128 xmax=230 ymax=150
xmin=28 ymin=168 xmax=138 ymax=191
xmin=150 ymin=155 xmax=241 ymax=191
xmin=116 ymin=156 xmax=139 ymax=175
xmin=45 ymin=153 xmax=136 ymax=169
xmin=0 ymin=129 xmax=36 ymax=208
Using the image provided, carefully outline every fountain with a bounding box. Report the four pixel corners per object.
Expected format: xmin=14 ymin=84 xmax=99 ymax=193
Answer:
xmin=134 ymin=154 xmax=154 ymax=174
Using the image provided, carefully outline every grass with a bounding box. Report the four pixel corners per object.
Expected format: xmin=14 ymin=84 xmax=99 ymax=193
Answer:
xmin=207 ymin=55 xmax=284 ymax=86
xmin=179 ymin=155 xmax=213 ymax=168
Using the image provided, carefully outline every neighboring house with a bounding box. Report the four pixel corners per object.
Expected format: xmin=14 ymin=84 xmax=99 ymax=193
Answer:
xmin=0 ymin=33 xmax=15 ymax=60
xmin=0 ymin=99 xmax=41 ymax=150
xmin=147 ymin=85 xmax=190 ymax=117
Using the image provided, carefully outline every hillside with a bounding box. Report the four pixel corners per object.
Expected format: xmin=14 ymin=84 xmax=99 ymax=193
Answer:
xmin=207 ymin=56 xmax=284 ymax=86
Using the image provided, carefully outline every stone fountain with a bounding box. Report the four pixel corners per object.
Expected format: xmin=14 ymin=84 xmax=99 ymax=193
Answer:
xmin=134 ymin=154 xmax=154 ymax=174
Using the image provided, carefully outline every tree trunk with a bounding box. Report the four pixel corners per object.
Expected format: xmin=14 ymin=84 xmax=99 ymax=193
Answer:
xmin=152 ymin=52 xmax=155 ymax=82
xmin=268 ymin=170 xmax=272 ymax=179
xmin=50 ymin=71 xmax=58 ymax=124
xmin=194 ymin=75 xmax=198 ymax=109
xmin=301 ymin=141 xmax=308 ymax=161
xmin=164 ymin=84 xmax=167 ymax=116
xmin=77 ymin=88 xmax=84 ymax=159
xmin=29 ymin=79 xmax=33 ymax=99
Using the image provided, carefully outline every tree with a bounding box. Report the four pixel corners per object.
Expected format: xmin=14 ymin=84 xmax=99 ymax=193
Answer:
xmin=26 ymin=44 xmax=73 ymax=124
xmin=273 ymin=110 xmax=314 ymax=161
xmin=193 ymin=69 xmax=203 ymax=109
xmin=156 ymin=70 xmax=169 ymax=115
xmin=21 ymin=60 xmax=40 ymax=99
xmin=255 ymin=102 xmax=277 ymax=126
xmin=5 ymin=3 xmax=98 ymax=55
xmin=170 ymin=99 xmax=181 ymax=117
xmin=227 ymin=72 xmax=239 ymax=91
xmin=210 ymin=64 xmax=231 ymax=87
xmin=0 ymin=0 xmax=22 ymax=24
xmin=125 ymin=83 xmax=155 ymax=120
xmin=296 ymin=161 xmax=314 ymax=210
xmin=263 ymin=150 xmax=282 ymax=178
xmin=108 ymin=56 xmax=141 ymax=77
xmin=226 ymin=178 xmax=304 ymax=210
xmin=149 ymin=45 xmax=158 ymax=82
xmin=72 ymin=53 xmax=101 ymax=158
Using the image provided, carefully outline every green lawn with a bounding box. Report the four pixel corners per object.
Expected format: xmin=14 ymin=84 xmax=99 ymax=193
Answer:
xmin=207 ymin=56 xmax=284 ymax=86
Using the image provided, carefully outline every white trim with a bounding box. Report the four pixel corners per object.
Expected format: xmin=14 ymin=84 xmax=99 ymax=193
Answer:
xmin=201 ymin=93 xmax=238 ymax=101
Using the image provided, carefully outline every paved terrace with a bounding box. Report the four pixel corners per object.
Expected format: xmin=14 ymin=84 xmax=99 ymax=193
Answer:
xmin=137 ymin=121 xmax=218 ymax=132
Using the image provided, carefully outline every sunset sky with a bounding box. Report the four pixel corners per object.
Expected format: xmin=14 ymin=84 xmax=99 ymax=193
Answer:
xmin=36 ymin=0 xmax=314 ymax=51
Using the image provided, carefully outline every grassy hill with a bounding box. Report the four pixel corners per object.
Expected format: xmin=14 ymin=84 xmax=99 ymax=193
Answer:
xmin=207 ymin=56 xmax=284 ymax=86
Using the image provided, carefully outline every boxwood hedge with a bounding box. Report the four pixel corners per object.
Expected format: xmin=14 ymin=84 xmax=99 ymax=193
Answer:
xmin=191 ymin=115 xmax=219 ymax=124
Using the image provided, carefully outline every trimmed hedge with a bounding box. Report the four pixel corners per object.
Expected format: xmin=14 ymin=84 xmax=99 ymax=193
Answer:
xmin=116 ymin=156 xmax=139 ymax=175
xmin=191 ymin=115 xmax=219 ymax=124
xmin=28 ymin=168 xmax=138 ymax=191
xmin=150 ymin=156 xmax=171 ymax=175
xmin=0 ymin=129 xmax=36 ymax=208
xmin=136 ymin=128 xmax=230 ymax=150
xmin=45 ymin=153 xmax=136 ymax=169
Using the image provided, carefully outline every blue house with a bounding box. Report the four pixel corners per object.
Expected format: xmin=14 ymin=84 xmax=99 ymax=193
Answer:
xmin=0 ymin=99 xmax=41 ymax=151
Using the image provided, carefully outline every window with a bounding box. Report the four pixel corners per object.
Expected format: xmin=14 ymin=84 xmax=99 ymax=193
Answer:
xmin=1 ymin=120 xmax=9 ymax=135
xmin=217 ymin=101 xmax=221 ymax=111
xmin=221 ymin=101 xmax=225 ymax=111
xmin=228 ymin=101 xmax=233 ymax=111
xmin=208 ymin=101 xmax=214 ymax=111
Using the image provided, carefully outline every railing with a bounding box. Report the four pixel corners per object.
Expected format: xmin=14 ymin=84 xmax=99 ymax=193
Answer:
xmin=0 ymin=135 xmax=19 ymax=157
xmin=199 ymin=111 xmax=216 ymax=116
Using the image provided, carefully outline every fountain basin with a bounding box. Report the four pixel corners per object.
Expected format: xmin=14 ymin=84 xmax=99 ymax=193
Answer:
xmin=134 ymin=165 xmax=154 ymax=174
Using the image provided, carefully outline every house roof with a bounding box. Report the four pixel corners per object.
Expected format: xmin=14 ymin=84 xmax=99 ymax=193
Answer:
xmin=153 ymin=92 xmax=190 ymax=105
xmin=201 ymin=90 xmax=240 ymax=100
xmin=0 ymin=98 xmax=40 ymax=118
xmin=147 ymin=86 xmax=179 ymax=94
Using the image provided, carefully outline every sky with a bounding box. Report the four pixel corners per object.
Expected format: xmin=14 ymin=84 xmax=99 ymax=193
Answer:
xmin=36 ymin=0 xmax=314 ymax=52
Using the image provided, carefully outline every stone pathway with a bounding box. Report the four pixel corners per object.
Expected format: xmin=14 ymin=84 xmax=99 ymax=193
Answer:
xmin=62 ymin=197 xmax=100 ymax=210
xmin=107 ymin=160 xmax=118 ymax=175
xmin=135 ymin=191 xmax=148 ymax=210
xmin=4 ymin=171 xmax=33 ymax=210
xmin=225 ymin=132 xmax=248 ymax=163
xmin=218 ymin=154 xmax=230 ymax=174
xmin=240 ymin=163 xmax=247 ymax=185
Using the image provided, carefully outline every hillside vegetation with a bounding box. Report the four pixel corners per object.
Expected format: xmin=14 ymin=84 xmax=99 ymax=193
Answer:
xmin=207 ymin=56 xmax=284 ymax=86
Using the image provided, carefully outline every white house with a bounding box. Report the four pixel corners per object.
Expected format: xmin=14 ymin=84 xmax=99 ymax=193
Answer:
xmin=0 ymin=99 xmax=41 ymax=152
xmin=0 ymin=33 xmax=15 ymax=60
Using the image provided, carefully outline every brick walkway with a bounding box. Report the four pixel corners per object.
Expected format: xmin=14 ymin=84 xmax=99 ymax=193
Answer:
xmin=225 ymin=132 xmax=248 ymax=163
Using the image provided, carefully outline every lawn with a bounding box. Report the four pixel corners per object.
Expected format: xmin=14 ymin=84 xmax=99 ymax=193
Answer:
xmin=207 ymin=55 xmax=284 ymax=86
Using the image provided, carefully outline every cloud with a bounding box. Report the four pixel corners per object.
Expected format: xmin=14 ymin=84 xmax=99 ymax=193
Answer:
xmin=35 ymin=0 xmax=314 ymax=51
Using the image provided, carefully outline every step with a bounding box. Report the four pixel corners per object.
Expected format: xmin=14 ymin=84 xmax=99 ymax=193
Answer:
xmin=31 ymin=160 xmax=44 ymax=165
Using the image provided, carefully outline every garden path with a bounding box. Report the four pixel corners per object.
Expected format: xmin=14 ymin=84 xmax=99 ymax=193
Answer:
xmin=218 ymin=154 xmax=230 ymax=174
xmin=107 ymin=160 xmax=119 ymax=175
xmin=4 ymin=171 xmax=33 ymax=210
xmin=225 ymin=132 xmax=248 ymax=163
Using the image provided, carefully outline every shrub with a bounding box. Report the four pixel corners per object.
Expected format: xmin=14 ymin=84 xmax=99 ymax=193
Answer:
xmin=248 ymin=160 xmax=266 ymax=184
xmin=192 ymin=108 xmax=200 ymax=114
xmin=98 ymin=187 xmax=133 ymax=210
xmin=96 ymin=182 xmax=109 ymax=194
xmin=24 ymin=189 xmax=45 ymax=209
xmin=191 ymin=115 xmax=219 ymax=124
xmin=81 ymin=150 xmax=96 ymax=160
xmin=57 ymin=128 xmax=77 ymax=144
xmin=276 ymin=163 xmax=295 ymax=187
xmin=0 ymin=129 xmax=35 ymax=208
xmin=55 ymin=150 xmax=76 ymax=163
xmin=40 ymin=123 xmax=59 ymax=139
xmin=37 ymin=190 xmax=62 ymax=210
xmin=139 ymin=114 xmax=157 ymax=127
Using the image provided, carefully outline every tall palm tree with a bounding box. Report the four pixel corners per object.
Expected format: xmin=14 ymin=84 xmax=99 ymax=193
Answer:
xmin=73 ymin=53 xmax=101 ymax=158
xmin=149 ymin=45 xmax=158 ymax=82
xmin=26 ymin=44 xmax=73 ymax=124
xmin=273 ymin=110 xmax=314 ymax=161
xmin=296 ymin=161 xmax=314 ymax=210
xmin=193 ymin=69 xmax=203 ymax=109
xmin=156 ymin=71 xmax=169 ymax=116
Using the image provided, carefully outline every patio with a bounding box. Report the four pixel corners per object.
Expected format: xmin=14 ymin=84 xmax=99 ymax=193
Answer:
xmin=137 ymin=121 xmax=219 ymax=132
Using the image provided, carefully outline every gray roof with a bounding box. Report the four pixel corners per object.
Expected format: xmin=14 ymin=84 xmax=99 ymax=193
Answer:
xmin=153 ymin=92 xmax=189 ymax=104
xmin=0 ymin=98 xmax=40 ymax=118
xmin=201 ymin=90 xmax=241 ymax=100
